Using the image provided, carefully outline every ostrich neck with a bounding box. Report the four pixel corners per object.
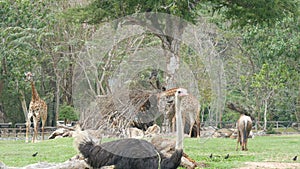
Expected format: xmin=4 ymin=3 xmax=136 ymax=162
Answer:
xmin=175 ymin=95 xmax=183 ymax=150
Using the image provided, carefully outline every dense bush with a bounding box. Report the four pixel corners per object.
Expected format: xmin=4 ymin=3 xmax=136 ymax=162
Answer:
xmin=59 ymin=104 xmax=79 ymax=124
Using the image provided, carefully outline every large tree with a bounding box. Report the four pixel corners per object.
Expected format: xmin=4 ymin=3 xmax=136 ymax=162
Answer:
xmin=66 ymin=0 xmax=299 ymax=88
xmin=64 ymin=0 xmax=299 ymax=128
xmin=222 ymin=10 xmax=300 ymax=128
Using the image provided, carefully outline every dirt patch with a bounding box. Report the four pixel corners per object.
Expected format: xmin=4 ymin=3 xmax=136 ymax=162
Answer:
xmin=238 ymin=162 xmax=300 ymax=169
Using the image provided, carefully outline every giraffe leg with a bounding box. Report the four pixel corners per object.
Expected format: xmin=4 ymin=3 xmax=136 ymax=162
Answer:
xmin=196 ymin=119 xmax=200 ymax=138
xmin=188 ymin=115 xmax=194 ymax=137
xmin=32 ymin=117 xmax=38 ymax=143
xmin=41 ymin=104 xmax=47 ymax=141
xmin=25 ymin=119 xmax=31 ymax=143
xmin=41 ymin=118 xmax=46 ymax=140
xmin=25 ymin=113 xmax=33 ymax=143
xmin=189 ymin=122 xmax=194 ymax=137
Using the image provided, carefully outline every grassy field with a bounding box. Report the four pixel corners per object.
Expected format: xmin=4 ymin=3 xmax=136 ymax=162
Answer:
xmin=0 ymin=135 xmax=299 ymax=168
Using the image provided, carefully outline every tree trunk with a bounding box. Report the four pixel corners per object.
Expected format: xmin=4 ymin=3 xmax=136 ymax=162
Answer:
xmin=52 ymin=54 xmax=61 ymax=125
xmin=0 ymin=56 xmax=6 ymax=105
xmin=19 ymin=90 xmax=28 ymax=120
xmin=162 ymin=40 xmax=181 ymax=88
xmin=160 ymin=14 xmax=186 ymax=88
xmin=255 ymin=90 xmax=261 ymax=130
xmin=55 ymin=74 xmax=61 ymax=124
xmin=263 ymin=99 xmax=268 ymax=131
xmin=63 ymin=55 xmax=74 ymax=106
xmin=295 ymin=83 xmax=300 ymax=122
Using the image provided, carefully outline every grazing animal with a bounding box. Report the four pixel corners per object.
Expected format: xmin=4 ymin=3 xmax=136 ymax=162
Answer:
xmin=74 ymin=88 xmax=189 ymax=169
xmin=158 ymin=88 xmax=200 ymax=138
xmin=209 ymin=153 xmax=213 ymax=159
xmin=25 ymin=72 xmax=48 ymax=143
xmin=236 ymin=114 xmax=252 ymax=151
xmin=224 ymin=154 xmax=229 ymax=159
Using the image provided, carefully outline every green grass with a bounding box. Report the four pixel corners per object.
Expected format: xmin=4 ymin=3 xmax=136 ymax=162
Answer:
xmin=0 ymin=138 xmax=77 ymax=167
xmin=185 ymin=135 xmax=300 ymax=168
xmin=274 ymin=127 xmax=299 ymax=133
xmin=1 ymin=135 xmax=300 ymax=168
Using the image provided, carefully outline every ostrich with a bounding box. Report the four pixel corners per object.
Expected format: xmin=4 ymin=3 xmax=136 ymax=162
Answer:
xmin=73 ymin=88 xmax=188 ymax=169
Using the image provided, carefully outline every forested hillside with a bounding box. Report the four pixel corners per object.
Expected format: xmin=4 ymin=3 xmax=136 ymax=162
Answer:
xmin=0 ymin=0 xmax=299 ymax=131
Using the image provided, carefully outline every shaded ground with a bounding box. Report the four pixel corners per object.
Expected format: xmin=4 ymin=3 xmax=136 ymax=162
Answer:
xmin=238 ymin=162 xmax=300 ymax=169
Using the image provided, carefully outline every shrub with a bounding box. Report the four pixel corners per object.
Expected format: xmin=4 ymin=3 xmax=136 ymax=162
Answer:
xmin=59 ymin=104 xmax=79 ymax=124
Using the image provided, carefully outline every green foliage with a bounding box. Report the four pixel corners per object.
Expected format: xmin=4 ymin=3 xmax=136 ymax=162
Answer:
xmin=0 ymin=0 xmax=56 ymax=123
xmin=0 ymin=0 xmax=54 ymax=88
xmin=67 ymin=0 xmax=300 ymax=29
xmin=222 ymin=111 xmax=240 ymax=122
xmin=217 ymin=2 xmax=300 ymax=122
xmin=66 ymin=0 xmax=200 ymax=24
xmin=58 ymin=104 xmax=79 ymax=122
xmin=242 ymin=17 xmax=300 ymax=60
xmin=252 ymin=62 xmax=289 ymax=90
xmin=204 ymin=0 xmax=300 ymax=27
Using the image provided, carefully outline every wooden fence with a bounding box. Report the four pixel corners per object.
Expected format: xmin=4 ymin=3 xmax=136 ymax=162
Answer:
xmin=201 ymin=121 xmax=300 ymax=131
xmin=0 ymin=123 xmax=56 ymax=139
xmin=0 ymin=121 xmax=299 ymax=139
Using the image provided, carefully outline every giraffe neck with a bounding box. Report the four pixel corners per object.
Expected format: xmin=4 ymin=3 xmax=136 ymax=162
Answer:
xmin=31 ymin=81 xmax=40 ymax=101
xmin=159 ymin=87 xmax=179 ymax=97
xmin=175 ymin=94 xmax=183 ymax=150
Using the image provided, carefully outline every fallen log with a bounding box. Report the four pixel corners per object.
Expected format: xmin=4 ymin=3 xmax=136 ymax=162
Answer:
xmin=48 ymin=124 xmax=77 ymax=139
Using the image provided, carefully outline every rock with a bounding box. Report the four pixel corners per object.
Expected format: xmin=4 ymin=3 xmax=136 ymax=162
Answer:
xmin=216 ymin=128 xmax=234 ymax=138
xmin=0 ymin=161 xmax=8 ymax=169
xmin=213 ymin=132 xmax=221 ymax=138
xmin=145 ymin=124 xmax=161 ymax=137
xmin=125 ymin=127 xmax=144 ymax=139
xmin=256 ymin=130 xmax=266 ymax=136
xmin=200 ymin=126 xmax=217 ymax=138
xmin=230 ymin=132 xmax=237 ymax=139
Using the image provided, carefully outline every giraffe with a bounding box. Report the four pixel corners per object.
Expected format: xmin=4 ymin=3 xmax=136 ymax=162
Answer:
xmin=25 ymin=72 xmax=47 ymax=143
xmin=158 ymin=87 xmax=200 ymax=138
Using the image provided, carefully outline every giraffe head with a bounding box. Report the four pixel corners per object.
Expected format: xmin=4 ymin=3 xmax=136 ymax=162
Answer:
xmin=157 ymin=87 xmax=188 ymax=114
xmin=24 ymin=72 xmax=35 ymax=82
